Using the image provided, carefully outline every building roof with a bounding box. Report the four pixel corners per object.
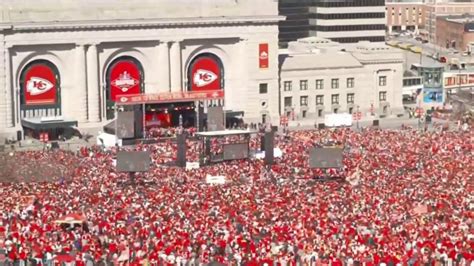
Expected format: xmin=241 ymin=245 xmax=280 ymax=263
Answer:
xmin=280 ymin=37 xmax=404 ymax=70
xmin=404 ymin=70 xmax=420 ymax=77
xmin=280 ymin=52 xmax=363 ymax=71
xmin=439 ymin=14 xmax=474 ymax=24
xmin=0 ymin=0 xmax=279 ymax=23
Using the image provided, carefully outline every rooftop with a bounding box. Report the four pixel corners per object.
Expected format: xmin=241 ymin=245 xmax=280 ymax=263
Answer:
xmin=280 ymin=52 xmax=363 ymax=71
xmin=439 ymin=14 xmax=474 ymax=24
xmin=0 ymin=0 xmax=278 ymax=23
xmin=279 ymin=37 xmax=404 ymax=70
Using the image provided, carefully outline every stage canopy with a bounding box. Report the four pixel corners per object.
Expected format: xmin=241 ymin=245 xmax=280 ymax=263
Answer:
xmin=21 ymin=117 xmax=77 ymax=130
xmin=116 ymin=90 xmax=224 ymax=105
xmin=195 ymin=129 xmax=258 ymax=137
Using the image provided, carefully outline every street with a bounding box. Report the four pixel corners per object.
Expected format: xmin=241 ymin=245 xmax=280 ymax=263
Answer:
xmin=389 ymin=36 xmax=474 ymax=68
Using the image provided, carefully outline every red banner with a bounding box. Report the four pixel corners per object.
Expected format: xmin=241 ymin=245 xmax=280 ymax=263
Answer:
xmin=109 ymin=60 xmax=142 ymax=102
xmin=190 ymin=57 xmax=222 ymax=91
xmin=259 ymin=43 xmax=269 ymax=69
xmin=117 ymin=90 xmax=224 ymax=105
xmin=39 ymin=132 xmax=49 ymax=142
xmin=23 ymin=64 xmax=57 ymax=105
xmin=352 ymin=112 xmax=362 ymax=121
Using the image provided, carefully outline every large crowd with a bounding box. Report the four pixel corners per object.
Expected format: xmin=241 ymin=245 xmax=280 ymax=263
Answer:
xmin=0 ymin=125 xmax=472 ymax=266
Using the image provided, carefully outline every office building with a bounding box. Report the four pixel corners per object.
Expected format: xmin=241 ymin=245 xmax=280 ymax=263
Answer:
xmin=278 ymin=0 xmax=311 ymax=48
xmin=386 ymin=1 xmax=426 ymax=33
xmin=278 ymin=0 xmax=387 ymax=45
xmin=308 ymin=0 xmax=386 ymax=43
xmin=424 ymin=1 xmax=474 ymax=42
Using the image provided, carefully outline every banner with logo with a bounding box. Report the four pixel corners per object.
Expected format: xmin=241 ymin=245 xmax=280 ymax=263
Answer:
xmin=259 ymin=43 xmax=269 ymax=69
xmin=109 ymin=60 xmax=142 ymax=102
xmin=443 ymin=72 xmax=474 ymax=89
xmin=190 ymin=56 xmax=222 ymax=91
xmin=23 ymin=63 xmax=58 ymax=105
xmin=423 ymin=88 xmax=443 ymax=103
xmin=117 ymin=90 xmax=224 ymax=105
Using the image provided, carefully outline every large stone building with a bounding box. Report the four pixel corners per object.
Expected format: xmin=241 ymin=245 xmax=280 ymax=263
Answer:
xmin=279 ymin=37 xmax=405 ymax=120
xmin=0 ymin=1 xmax=407 ymax=141
xmin=0 ymin=0 xmax=282 ymax=139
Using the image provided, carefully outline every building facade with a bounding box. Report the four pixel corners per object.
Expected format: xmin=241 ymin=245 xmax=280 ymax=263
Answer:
xmin=436 ymin=15 xmax=474 ymax=52
xmin=278 ymin=0 xmax=311 ymax=48
xmin=279 ymin=37 xmax=404 ymax=120
xmin=424 ymin=1 xmax=474 ymax=43
xmin=278 ymin=0 xmax=386 ymax=45
xmin=308 ymin=0 xmax=386 ymax=43
xmin=386 ymin=1 xmax=426 ymax=33
xmin=0 ymin=0 xmax=282 ymax=139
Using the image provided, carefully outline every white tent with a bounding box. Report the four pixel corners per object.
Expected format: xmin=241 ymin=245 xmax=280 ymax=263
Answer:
xmin=324 ymin=113 xmax=352 ymax=127
xmin=96 ymin=132 xmax=120 ymax=147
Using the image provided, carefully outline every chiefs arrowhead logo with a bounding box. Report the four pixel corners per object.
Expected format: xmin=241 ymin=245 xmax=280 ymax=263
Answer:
xmin=119 ymin=97 xmax=128 ymax=103
xmin=111 ymin=71 xmax=139 ymax=92
xmin=26 ymin=77 xmax=54 ymax=96
xmin=260 ymin=51 xmax=268 ymax=60
xmin=193 ymin=69 xmax=218 ymax=87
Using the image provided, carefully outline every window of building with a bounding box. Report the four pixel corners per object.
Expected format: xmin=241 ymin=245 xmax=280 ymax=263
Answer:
xmin=379 ymin=91 xmax=387 ymax=101
xmin=318 ymin=109 xmax=323 ymax=117
xmin=331 ymin=94 xmax=339 ymax=104
xmin=284 ymin=81 xmax=292 ymax=91
xmin=300 ymin=80 xmax=308 ymax=90
xmin=331 ymin=78 xmax=339 ymax=89
xmin=284 ymin=97 xmax=292 ymax=107
xmin=309 ymin=24 xmax=386 ymax=32
xmin=302 ymin=110 xmax=307 ymax=118
xmin=347 ymin=78 xmax=355 ymax=88
xmin=347 ymin=93 xmax=355 ymax=104
xmin=333 ymin=108 xmax=338 ymax=114
xmin=259 ymin=83 xmax=268 ymax=94
xmin=379 ymin=76 xmax=387 ymax=86
xmin=300 ymin=96 xmax=308 ymax=106
xmin=316 ymin=79 xmax=324 ymax=90
xmin=316 ymin=95 xmax=324 ymax=105
xmin=348 ymin=107 xmax=353 ymax=114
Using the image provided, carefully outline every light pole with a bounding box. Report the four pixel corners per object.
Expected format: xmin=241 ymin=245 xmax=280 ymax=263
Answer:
xmin=356 ymin=105 xmax=360 ymax=130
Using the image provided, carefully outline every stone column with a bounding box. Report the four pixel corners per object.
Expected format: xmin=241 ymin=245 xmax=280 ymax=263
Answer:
xmin=169 ymin=41 xmax=182 ymax=92
xmin=75 ymin=44 xmax=88 ymax=123
xmin=86 ymin=44 xmax=100 ymax=122
xmin=4 ymin=47 xmax=13 ymax=127
xmin=157 ymin=41 xmax=170 ymax=93
xmin=0 ymin=37 xmax=6 ymax=131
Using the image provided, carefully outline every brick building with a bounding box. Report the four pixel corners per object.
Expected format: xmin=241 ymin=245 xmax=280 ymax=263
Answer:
xmin=386 ymin=1 xmax=426 ymax=33
xmin=436 ymin=15 xmax=474 ymax=52
xmin=425 ymin=2 xmax=474 ymax=43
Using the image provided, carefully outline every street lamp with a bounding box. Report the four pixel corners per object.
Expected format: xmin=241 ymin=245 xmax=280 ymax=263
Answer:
xmin=356 ymin=105 xmax=360 ymax=130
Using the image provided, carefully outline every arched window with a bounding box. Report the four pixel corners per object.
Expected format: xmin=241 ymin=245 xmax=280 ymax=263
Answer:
xmin=105 ymin=56 xmax=144 ymax=119
xmin=187 ymin=53 xmax=224 ymax=92
xmin=19 ymin=59 xmax=61 ymax=117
